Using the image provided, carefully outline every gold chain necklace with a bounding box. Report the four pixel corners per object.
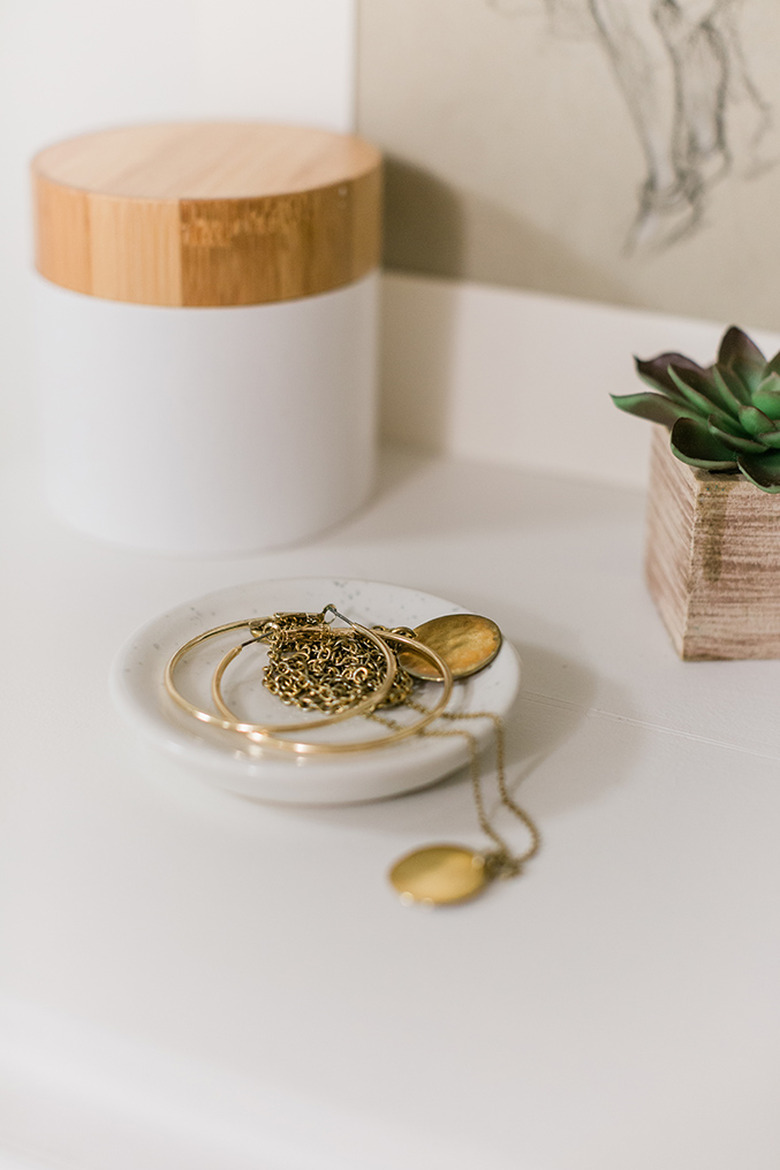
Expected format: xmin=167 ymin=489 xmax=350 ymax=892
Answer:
xmin=242 ymin=608 xmax=541 ymax=906
xmin=371 ymin=698 xmax=540 ymax=905
xmin=166 ymin=605 xmax=540 ymax=906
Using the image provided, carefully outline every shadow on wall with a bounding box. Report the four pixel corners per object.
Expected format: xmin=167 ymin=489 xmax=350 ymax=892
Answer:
xmin=379 ymin=157 xmax=637 ymax=454
xmin=380 ymin=156 xmax=465 ymax=449
xmin=383 ymin=155 xmax=466 ymax=277
xmin=382 ymin=155 xmax=635 ymax=305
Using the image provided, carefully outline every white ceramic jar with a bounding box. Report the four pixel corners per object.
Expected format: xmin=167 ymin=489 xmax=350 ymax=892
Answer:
xmin=31 ymin=123 xmax=382 ymax=553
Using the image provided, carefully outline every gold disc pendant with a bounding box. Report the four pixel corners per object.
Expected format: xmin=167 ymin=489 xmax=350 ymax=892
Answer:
xmin=389 ymin=844 xmax=490 ymax=906
xmin=399 ymin=613 xmax=502 ymax=681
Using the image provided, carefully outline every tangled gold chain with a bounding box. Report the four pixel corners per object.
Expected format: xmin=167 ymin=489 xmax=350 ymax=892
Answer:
xmin=254 ymin=612 xmax=415 ymax=714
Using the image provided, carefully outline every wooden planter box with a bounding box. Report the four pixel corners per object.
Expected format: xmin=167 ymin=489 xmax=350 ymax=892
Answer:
xmin=645 ymin=428 xmax=780 ymax=660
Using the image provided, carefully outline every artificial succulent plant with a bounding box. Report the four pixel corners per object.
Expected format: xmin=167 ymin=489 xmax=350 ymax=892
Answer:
xmin=612 ymin=325 xmax=780 ymax=492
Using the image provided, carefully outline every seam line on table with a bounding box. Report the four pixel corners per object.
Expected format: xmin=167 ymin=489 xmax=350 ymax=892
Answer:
xmin=521 ymin=690 xmax=780 ymax=763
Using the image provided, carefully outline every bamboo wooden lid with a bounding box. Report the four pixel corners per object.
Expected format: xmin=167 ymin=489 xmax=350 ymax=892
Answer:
xmin=32 ymin=122 xmax=382 ymax=307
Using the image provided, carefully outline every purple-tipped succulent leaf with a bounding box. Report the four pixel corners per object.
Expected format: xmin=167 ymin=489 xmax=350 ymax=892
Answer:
xmin=712 ymin=364 xmax=751 ymax=411
xmin=610 ymin=391 xmax=698 ymax=428
xmin=670 ymin=417 xmax=738 ymax=469
xmin=634 ymin=353 xmax=707 ymax=401
xmin=737 ymin=403 xmax=775 ymax=436
xmin=737 ymin=450 xmax=780 ymax=492
xmin=718 ymin=326 xmax=766 ymax=392
xmin=764 ymin=351 xmax=780 ymax=378
xmin=615 ymin=325 xmax=780 ymax=490
xmin=752 ymin=372 xmax=780 ymax=419
xmin=666 ymin=366 xmax=736 ymax=431
xmin=705 ymin=417 xmax=767 ymax=453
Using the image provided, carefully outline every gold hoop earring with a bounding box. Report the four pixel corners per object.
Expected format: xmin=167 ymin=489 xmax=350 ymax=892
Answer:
xmin=164 ymin=611 xmax=398 ymax=735
xmin=211 ymin=628 xmax=453 ymax=755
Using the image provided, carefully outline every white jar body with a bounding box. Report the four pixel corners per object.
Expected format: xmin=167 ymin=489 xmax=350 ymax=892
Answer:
xmin=34 ymin=274 xmax=378 ymax=553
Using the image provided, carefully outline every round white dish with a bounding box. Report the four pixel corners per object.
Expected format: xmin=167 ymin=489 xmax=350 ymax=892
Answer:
xmin=110 ymin=577 xmax=521 ymax=804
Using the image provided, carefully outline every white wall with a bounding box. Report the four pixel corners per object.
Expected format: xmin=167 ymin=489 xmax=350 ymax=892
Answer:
xmin=379 ymin=273 xmax=780 ymax=490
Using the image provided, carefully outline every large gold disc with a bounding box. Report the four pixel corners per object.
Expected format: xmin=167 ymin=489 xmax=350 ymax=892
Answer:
xmin=398 ymin=613 xmax=502 ymax=680
xmin=389 ymin=844 xmax=489 ymax=906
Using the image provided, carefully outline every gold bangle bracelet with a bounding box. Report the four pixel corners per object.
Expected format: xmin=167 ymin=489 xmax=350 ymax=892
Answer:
xmin=211 ymin=629 xmax=454 ymax=756
xmin=164 ymin=615 xmax=398 ymax=735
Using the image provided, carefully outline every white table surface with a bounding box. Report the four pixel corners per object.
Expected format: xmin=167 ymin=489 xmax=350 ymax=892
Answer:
xmin=1 ymin=444 xmax=779 ymax=1170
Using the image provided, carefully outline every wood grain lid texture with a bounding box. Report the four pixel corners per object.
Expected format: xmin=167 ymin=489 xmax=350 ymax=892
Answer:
xmin=32 ymin=123 xmax=382 ymax=307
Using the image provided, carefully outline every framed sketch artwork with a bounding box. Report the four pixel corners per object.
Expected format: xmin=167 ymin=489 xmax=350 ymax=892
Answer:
xmin=357 ymin=0 xmax=780 ymax=329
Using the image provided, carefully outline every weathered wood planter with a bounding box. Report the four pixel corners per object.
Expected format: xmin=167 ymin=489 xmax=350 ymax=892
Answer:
xmin=645 ymin=428 xmax=780 ymax=660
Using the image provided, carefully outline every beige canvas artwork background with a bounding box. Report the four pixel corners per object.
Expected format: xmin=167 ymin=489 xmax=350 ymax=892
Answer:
xmin=357 ymin=0 xmax=780 ymax=330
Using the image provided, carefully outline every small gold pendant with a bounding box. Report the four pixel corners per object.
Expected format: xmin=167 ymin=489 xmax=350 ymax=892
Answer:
xmin=389 ymin=844 xmax=489 ymax=906
xmin=399 ymin=613 xmax=502 ymax=681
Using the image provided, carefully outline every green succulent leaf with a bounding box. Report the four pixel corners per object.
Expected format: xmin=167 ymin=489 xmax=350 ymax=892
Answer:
xmin=718 ymin=326 xmax=767 ymax=392
xmin=712 ymin=365 xmax=750 ymax=413
xmin=668 ymin=362 xmax=721 ymax=403
xmin=705 ymin=417 xmax=768 ymax=453
xmin=716 ymin=362 xmax=754 ymax=407
xmin=764 ymin=350 xmax=780 ymax=378
xmin=736 ymin=450 xmax=780 ymax=492
xmin=737 ymin=403 xmax=775 ymax=436
xmin=670 ymin=417 xmax=739 ymax=470
xmin=752 ymin=372 xmax=780 ymax=419
xmin=667 ymin=366 xmax=736 ymax=430
xmin=610 ymin=392 xmax=697 ymax=428
xmin=753 ymin=429 xmax=780 ymax=448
